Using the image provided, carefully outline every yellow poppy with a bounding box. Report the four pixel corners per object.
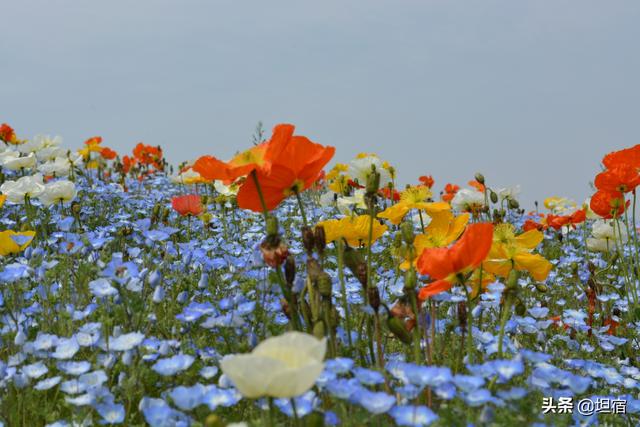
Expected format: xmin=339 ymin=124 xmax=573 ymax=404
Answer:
xmin=0 ymin=194 xmax=6 ymax=209
xmin=483 ymin=223 xmax=552 ymax=281
xmin=0 ymin=230 xmax=36 ymax=256
xmin=317 ymin=215 xmax=388 ymax=247
xmin=399 ymin=211 xmax=470 ymax=270
xmin=378 ymin=186 xmax=447 ymax=225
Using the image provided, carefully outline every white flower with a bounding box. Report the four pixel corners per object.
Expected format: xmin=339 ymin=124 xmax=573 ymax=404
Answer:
xmin=587 ymin=220 xmax=627 ymax=252
xmin=38 ymin=157 xmax=72 ymax=177
xmin=214 ymin=180 xmax=238 ymax=196
xmin=496 ymin=185 xmax=521 ymax=201
xmin=220 ymin=331 xmax=326 ymax=398
xmin=38 ymin=180 xmax=77 ymax=206
xmin=0 ymin=174 xmax=45 ymax=203
xmin=348 ymin=155 xmax=391 ymax=188
xmin=2 ymin=152 xmax=37 ymax=170
xmin=170 ymin=168 xmax=202 ymax=185
xmin=451 ymin=188 xmax=485 ymax=212
xmin=337 ymin=189 xmax=367 ymax=214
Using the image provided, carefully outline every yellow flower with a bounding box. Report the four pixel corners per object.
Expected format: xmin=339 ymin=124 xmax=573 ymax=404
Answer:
xmin=483 ymin=223 xmax=551 ymax=281
xmin=378 ymin=187 xmax=447 ymax=225
xmin=328 ymin=174 xmax=350 ymax=194
xmin=0 ymin=194 xmax=6 ymax=209
xmin=399 ymin=211 xmax=469 ymax=269
xmin=317 ymin=215 xmax=388 ymax=247
xmin=544 ymin=196 xmax=576 ymax=213
xmin=0 ymin=230 xmax=36 ymax=256
xmin=326 ymin=163 xmax=348 ymax=181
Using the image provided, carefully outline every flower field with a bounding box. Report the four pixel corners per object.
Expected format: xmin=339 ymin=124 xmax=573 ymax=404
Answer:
xmin=0 ymin=122 xmax=639 ymax=426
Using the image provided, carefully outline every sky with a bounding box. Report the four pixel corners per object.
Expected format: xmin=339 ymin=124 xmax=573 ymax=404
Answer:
xmin=2 ymin=0 xmax=639 ymax=208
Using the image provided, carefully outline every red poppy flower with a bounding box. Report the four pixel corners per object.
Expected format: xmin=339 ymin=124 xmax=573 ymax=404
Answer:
xmin=416 ymin=223 xmax=494 ymax=300
xmin=545 ymin=214 xmax=570 ymax=231
xmin=603 ymin=144 xmax=640 ymax=169
xmin=84 ymin=136 xmax=102 ymax=146
xmin=237 ymin=126 xmax=335 ymax=212
xmin=133 ymin=143 xmax=163 ymax=169
xmin=594 ymin=164 xmax=640 ymax=193
xmin=100 ymin=147 xmax=117 ymax=160
xmin=523 ymin=219 xmax=544 ymax=232
xmin=590 ymin=190 xmax=626 ymax=219
xmin=122 ymin=155 xmax=136 ymax=174
xmin=442 ymin=183 xmax=459 ymax=202
xmin=419 ymin=175 xmax=434 ymax=188
xmin=379 ymin=187 xmax=401 ymax=201
xmin=568 ymin=209 xmax=586 ymax=225
xmin=0 ymin=123 xmax=17 ymax=143
xmin=193 ymin=124 xmax=293 ymax=183
xmin=171 ymin=195 xmax=204 ymax=216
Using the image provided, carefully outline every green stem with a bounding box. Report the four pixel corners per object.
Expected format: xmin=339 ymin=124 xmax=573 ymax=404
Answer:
xmin=250 ymin=170 xmax=269 ymax=221
xmin=337 ymin=240 xmax=353 ymax=348
xmin=294 ymin=189 xmax=308 ymax=227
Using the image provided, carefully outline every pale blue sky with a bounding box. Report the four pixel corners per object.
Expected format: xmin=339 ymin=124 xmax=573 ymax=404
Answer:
xmin=2 ymin=1 xmax=639 ymax=207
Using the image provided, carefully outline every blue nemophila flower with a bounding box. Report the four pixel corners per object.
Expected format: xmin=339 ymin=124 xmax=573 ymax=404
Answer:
xmin=89 ymin=278 xmax=118 ymax=298
xmin=202 ymin=385 xmax=242 ymax=410
xmin=95 ymin=402 xmax=125 ymax=425
xmin=35 ymin=376 xmax=62 ymax=391
xmin=351 ymin=389 xmax=396 ymax=414
xmin=58 ymin=361 xmax=91 ymax=376
xmin=497 ymin=387 xmax=527 ymax=400
xmin=433 ymin=382 xmax=456 ymax=400
xmin=464 ymin=388 xmax=495 ymax=407
xmin=0 ymin=263 xmax=31 ymax=283
xmin=389 ymin=405 xmax=438 ymax=426
xmin=275 ymin=391 xmax=317 ymax=417
xmin=353 ymin=367 xmax=385 ymax=385
xmin=169 ymin=384 xmax=206 ymax=411
xmin=139 ymin=397 xmax=189 ymax=427
xmin=152 ymin=354 xmax=195 ymax=376
xmin=453 ymin=374 xmax=485 ymax=392
xmin=108 ymin=332 xmax=145 ymax=351
xmin=199 ymin=366 xmax=219 ymax=380
xmin=52 ymin=337 xmax=80 ymax=359
xmin=326 ymin=378 xmax=362 ymax=400
xmin=22 ymin=361 xmax=48 ymax=379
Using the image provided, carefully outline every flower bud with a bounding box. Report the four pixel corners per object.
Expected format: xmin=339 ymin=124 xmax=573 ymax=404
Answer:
xmin=515 ymin=300 xmax=526 ymax=316
xmin=280 ymin=298 xmax=291 ymax=319
xmin=204 ymin=414 xmax=224 ymax=427
xmin=506 ymin=269 xmax=519 ymax=290
xmin=366 ymin=167 xmax=380 ymax=195
xmin=71 ymin=201 xmax=82 ymax=215
xmin=313 ymin=321 xmax=325 ymax=339
xmin=387 ymin=316 xmax=412 ymax=345
xmin=534 ymin=283 xmax=548 ymax=293
xmin=400 ymin=222 xmax=415 ymax=244
xmin=314 ymin=225 xmax=326 ymax=254
xmin=404 ymin=268 xmax=417 ymax=291
xmin=490 ymin=190 xmax=498 ymax=204
xmin=368 ymin=286 xmax=381 ymax=313
xmin=266 ymin=215 xmax=279 ymax=237
xmin=508 ymin=198 xmax=519 ymax=209
xmin=302 ymin=226 xmax=315 ymax=254
xmin=474 ymin=173 xmax=485 ymax=185
xmin=344 ymin=246 xmax=367 ymax=286
xmin=318 ymin=272 xmax=333 ymax=297
xmin=284 ymin=255 xmax=296 ymax=285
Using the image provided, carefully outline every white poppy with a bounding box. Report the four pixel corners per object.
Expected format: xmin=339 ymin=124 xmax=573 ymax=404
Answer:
xmin=451 ymin=188 xmax=485 ymax=212
xmin=38 ymin=180 xmax=77 ymax=206
xmin=214 ymin=180 xmax=238 ymax=196
xmin=2 ymin=152 xmax=37 ymax=170
xmin=496 ymin=185 xmax=521 ymax=201
xmin=220 ymin=331 xmax=326 ymax=399
xmin=0 ymin=174 xmax=45 ymax=203
xmin=38 ymin=157 xmax=72 ymax=177
xmin=348 ymin=155 xmax=392 ymax=188
xmin=337 ymin=188 xmax=367 ymax=214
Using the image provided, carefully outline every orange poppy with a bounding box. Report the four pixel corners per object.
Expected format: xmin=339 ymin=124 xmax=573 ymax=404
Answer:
xmin=0 ymin=123 xmax=17 ymax=143
xmin=594 ymin=164 xmax=640 ymax=193
xmin=122 ymin=155 xmax=136 ymax=174
xmin=101 ymin=147 xmax=117 ymax=160
xmin=590 ymin=190 xmax=626 ymax=219
xmin=193 ymin=124 xmax=293 ymax=183
xmin=84 ymin=136 xmax=102 ymax=146
xmin=523 ymin=219 xmax=545 ymax=232
xmin=171 ymin=194 xmax=204 ymax=216
xmin=379 ymin=187 xmax=401 ymax=201
xmin=419 ymin=175 xmax=434 ymax=188
xmin=133 ymin=143 xmax=163 ymax=169
xmin=416 ymin=223 xmax=494 ymax=300
xmin=442 ymin=183 xmax=459 ymax=203
xmin=236 ymin=127 xmax=335 ymax=212
xmin=603 ymin=144 xmax=640 ymax=169
xmin=468 ymin=180 xmax=486 ymax=193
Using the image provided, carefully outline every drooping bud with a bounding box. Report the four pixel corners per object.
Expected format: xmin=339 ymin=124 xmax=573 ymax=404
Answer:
xmin=284 ymin=255 xmax=296 ymax=285
xmin=387 ymin=317 xmax=412 ymax=345
xmin=400 ymin=222 xmax=415 ymax=245
xmin=204 ymin=414 xmax=224 ymax=427
xmin=490 ymin=190 xmax=498 ymax=204
xmin=508 ymin=198 xmax=520 ymax=209
xmin=457 ymin=301 xmax=467 ymax=329
xmin=314 ymin=225 xmax=326 ymax=254
xmin=534 ymin=283 xmax=548 ymax=293
xmin=368 ymin=286 xmax=381 ymax=313
xmin=515 ymin=299 xmax=526 ymax=316
xmin=302 ymin=226 xmax=315 ymax=254
xmin=313 ymin=321 xmax=325 ymax=339
xmin=318 ymin=272 xmax=333 ymax=297
xmin=306 ymin=258 xmax=323 ymax=282
xmin=343 ymin=245 xmax=367 ymax=286
xmin=474 ymin=173 xmax=485 ymax=185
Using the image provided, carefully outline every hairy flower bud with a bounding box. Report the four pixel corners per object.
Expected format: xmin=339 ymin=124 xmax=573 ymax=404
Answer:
xmin=387 ymin=316 xmax=412 ymax=345
xmin=284 ymin=255 xmax=296 ymax=285
xmin=490 ymin=190 xmax=498 ymax=204
xmin=404 ymin=268 xmax=417 ymax=291
xmin=266 ymin=215 xmax=279 ymax=237
xmin=474 ymin=173 xmax=485 ymax=185
xmin=508 ymin=198 xmax=520 ymax=209
xmin=314 ymin=225 xmax=326 ymax=254
xmin=302 ymin=226 xmax=315 ymax=254
xmin=400 ymin=222 xmax=415 ymax=244
xmin=260 ymin=237 xmax=289 ymax=268
xmin=344 ymin=246 xmax=367 ymax=286
xmin=368 ymin=286 xmax=381 ymax=313
xmin=313 ymin=321 xmax=325 ymax=339
xmin=318 ymin=272 xmax=333 ymax=297
xmin=366 ymin=167 xmax=381 ymax=195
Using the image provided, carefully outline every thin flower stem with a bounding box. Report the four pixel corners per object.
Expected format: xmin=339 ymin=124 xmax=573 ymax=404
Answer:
xmin=250 ymin=170 xmax=269 ymax=222
xmin=294 ymin=189 xmax=308 ymax=228
xmin=337 ymin=240 xmax=353 ymax=348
